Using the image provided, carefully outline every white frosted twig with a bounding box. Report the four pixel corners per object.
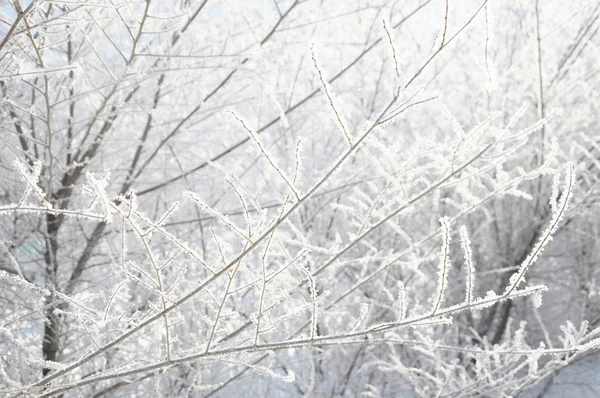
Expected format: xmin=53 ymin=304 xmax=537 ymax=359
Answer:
xmin=395 ymin=281 xmax=406 ymax=320
xmin=347 ymin=303 xmax=370 ymax=333
xmin=157 ymin=249 xmax=182 ymax=272
xmin=299 ymin=265 xmax=318 ymax=340
xmin=432 ymin=217 xmax=452 ymax=314
xmin=0 ymin=205 xmax=105 ymax=220
xmin=33 ymin=284 xmax=548 ymax=398
xmin=292 ymin=138 xmax=303 ymax=186
xmin=30 ymin=7 xmax=490 ymax=382
xmin=230 ymin=248 xmax=309 ymax=295
xmin=222 ymin=178 xmax=264 ymax=224
xmin=225 ymin=179 xmax=252 ymax=238
xmin=186 ymin=191 xmax=252 ymax=244
xmin=504 ymin=163 xmax=574 ymax=296
xmin=127 ymin=207 xmax=215 ymax=275
xmin=142 ymin=201 xmax=179 ymax=238
xmin=500 ymin=108 xmax=561 ymax=144
xmin=76 ymin=308 xmax=101 ymax=350
xmin=126 ymin=215 xmax=172 ymax=359
xmin=382 ymin=20 xmax=401 ymax=97
xmin=459 ymin=225 xmax=475 ymax=304
xmin=103 ymin=280 xmax=128 ymax=322
xmin=85 ymin=172 xmax=114 ymax=221
xmin=229 ymin=111 xmax=300 ymax=201
xmin=211 ymin=229 xmax=228 ymax=268
xmin=532 ymin=300 xmax=553 ymax=349
xmin=0 ymin=240 xmax=27 ymax=280
xmin=214 ymin=356 xmax=295 ymax=383
xmin=254 ymin=225 xmax=277 ymax=345
xmin=0 ymin=327 xmax=66 ymax=371
xmin=124 ymin=259 xmax=159 ymax=289
xmin=204 ymin=231 xmax=233 ymax=351
xmin=14 ymin=160 xmax=50 ymax=209
xmin=311 ymin=45 xmax=353 ymax=147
